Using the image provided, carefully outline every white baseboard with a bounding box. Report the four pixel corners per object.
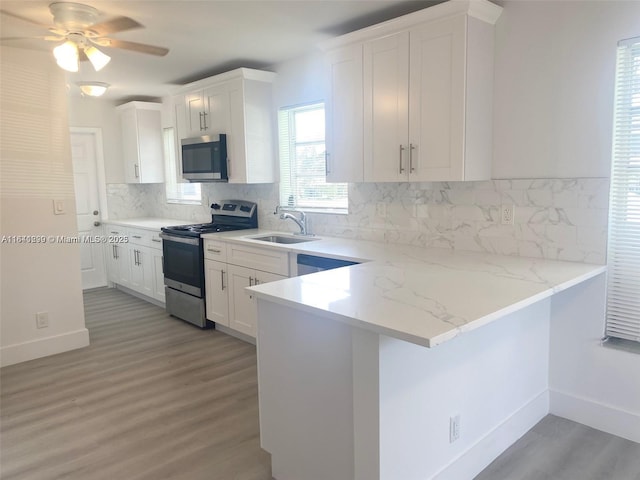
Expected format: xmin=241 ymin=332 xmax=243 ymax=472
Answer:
xmin=432 ymin=390 xmax=549 ymax=480
xmin=0 ymin=329 xmax=90 ymax=367
xmin=550 ymin=389 xmax=640 ymax=443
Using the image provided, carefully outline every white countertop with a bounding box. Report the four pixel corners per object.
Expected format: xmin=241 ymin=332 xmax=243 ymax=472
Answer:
xmin=104 ymin=218 xmax=194 ymax=231
xmin=203 ymin=230 xmax=606 ymax=348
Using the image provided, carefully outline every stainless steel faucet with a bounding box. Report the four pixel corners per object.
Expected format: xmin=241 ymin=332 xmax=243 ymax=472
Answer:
xmin=275 ymin=206 xmax=309 ymax=236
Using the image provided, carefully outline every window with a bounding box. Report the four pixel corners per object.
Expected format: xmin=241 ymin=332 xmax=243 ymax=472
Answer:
xmin=278 ymin=103 xmax=347 ymax=212
xmin=605 ymin=37 xmax=640 ymax=343
xmin=163 ymin=127 xmax=201 ymax=205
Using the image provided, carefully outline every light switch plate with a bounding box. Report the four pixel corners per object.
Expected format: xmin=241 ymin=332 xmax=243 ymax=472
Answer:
xmin=53 ymin=199 xmax=65 ymax=215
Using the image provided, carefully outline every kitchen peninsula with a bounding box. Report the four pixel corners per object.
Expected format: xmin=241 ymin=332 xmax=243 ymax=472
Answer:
xmin=244 ymin=236 xmax=606 ymax=480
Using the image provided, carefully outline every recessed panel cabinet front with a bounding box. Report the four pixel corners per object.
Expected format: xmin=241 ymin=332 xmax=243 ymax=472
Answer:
xmin=325 ymin=2 xmax=500 ymax=183
xmin=205 ymin=259 xmax=229 ymax=327
xmin=227 ymin=264 xmax=287 ymax=338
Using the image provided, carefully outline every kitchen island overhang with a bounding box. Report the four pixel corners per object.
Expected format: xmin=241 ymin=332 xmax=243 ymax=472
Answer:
xmin=248 ymin=249 xmax=605 ymax=480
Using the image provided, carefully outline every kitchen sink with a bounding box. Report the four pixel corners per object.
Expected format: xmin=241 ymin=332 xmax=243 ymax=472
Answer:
xmin=249 ymin=235 xmax=319 ymax=244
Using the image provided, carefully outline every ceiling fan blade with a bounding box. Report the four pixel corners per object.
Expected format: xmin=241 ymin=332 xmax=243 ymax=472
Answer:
xmin=0 ymin=9 xmax=50 ymax=29
xmin=0 ymin=35 xmax=63 ymax=43
xmin=89 ymin=16 xmax=142 ymax=36
xmin=101 ymin=38 xmax=169 ymax=56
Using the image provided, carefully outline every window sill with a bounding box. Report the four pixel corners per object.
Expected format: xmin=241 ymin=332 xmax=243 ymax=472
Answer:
xmin=297 ymin=207 xmax=348 ymax=216
xmin=601 ymin=337 xmax=640 ymax=355
xmin=166 ymin=200 xmax=203 ymax=206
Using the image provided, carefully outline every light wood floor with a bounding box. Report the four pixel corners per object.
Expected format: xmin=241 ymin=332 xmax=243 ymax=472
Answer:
xmin=1 ymin=288 xmax=271 ymax=480
xmin=2 ymin=288 xmax=639 ymax=480
xmin=475 ymin=414 xmax=640 ymax=480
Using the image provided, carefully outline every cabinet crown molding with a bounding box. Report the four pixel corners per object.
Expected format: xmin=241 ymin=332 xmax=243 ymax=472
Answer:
xmin=115 ymin=101 xmax=162 ymax=111
xmin=320 ymin=0 xmax=502 ymax=51
xmin=172 ymin=67 xmax=276 ymax=95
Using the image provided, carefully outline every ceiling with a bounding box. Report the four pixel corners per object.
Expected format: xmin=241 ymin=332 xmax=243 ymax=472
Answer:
xmin=0 ymin=0 xmax=440 ymax=103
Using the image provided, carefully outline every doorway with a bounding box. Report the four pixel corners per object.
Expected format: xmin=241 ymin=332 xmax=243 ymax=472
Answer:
xmin=70 ymin=128 xmax=108 ymax=289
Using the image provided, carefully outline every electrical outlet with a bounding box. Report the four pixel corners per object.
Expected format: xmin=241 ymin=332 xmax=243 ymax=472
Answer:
xmin=449 ymin=414 xmax=461 ymax=443
xmin=36 ymin=311 xmax=49 ymax=329
xmin=376 ymin=203 xmax=387 ymax=218
xmin=501 ymin=204 xmax=515 ymax=225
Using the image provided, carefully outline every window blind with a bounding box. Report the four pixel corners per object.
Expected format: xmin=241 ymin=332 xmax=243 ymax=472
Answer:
xmin=163 ymin=127 xmax=201 ymax=205
xmin=606 ymin=36 xmax=640 ymax=342
xmin=278 ymin=103 xmax=348 ymax=211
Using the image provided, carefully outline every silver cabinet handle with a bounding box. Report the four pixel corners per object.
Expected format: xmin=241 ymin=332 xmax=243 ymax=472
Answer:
xmin=199 ymin=111 xmax=204 ymax=131
xmin=207 ymin=248 xmax=221 ymax=253
xmin=409 ymin=143 xmax=416 ymax=173
xmin=132 ymin=235 xmax=142 ymax=239
xmin=255 ymin=278 xmax=260 ymax=285
xmin=112 ymin=245 xmax=117 ymax=259
xmin=325 ymin=152 xmax=331 ymax=175
xmin=221 ymin=270 xmax=226 ymax=291
xmin=399 ymin=145 xmax=406 ymax=174
xmin=161 ymin=256 xmax=164 ymax=274
xmin=249 ymin=276 xmax=254 ymax=287
xmin=202 ymin=111 xmax=208 ymax=130
xmin=134 ymin=164 xmax=139 ymax=178
xmin=110 ymin=231 xmax=119 ymax=235
xmin=152 ymin=238 xmax=161 ymax=243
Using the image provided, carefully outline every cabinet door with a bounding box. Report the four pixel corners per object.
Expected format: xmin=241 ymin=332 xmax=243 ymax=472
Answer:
xmin=106 ymin=243 xmax=120 ymax=283
xmin=205 ymin=259 xmax=229 ymax=326
xmin=203 ymin=83 xmax=231 ymax=135
xmin=363 ymin=31 xmax=410 ymax=183
xmin=115 ymin=244 xmax=131 ymax=287
xmin=228 ymin=264 xmax=255 ymax=337
xmin=227 ymin=78 xmax=246 ymax=182
xmin=409 ymin=16 xmax=465 ymax=181
xmin=325 ymin=43 xmax=364 ymax=182
xmin=152 ymin=248 xmax=165 ymax=302
xmin=255 ymin=271 xmax=287 ymax=286
xmin=120 ymin=107 xmax=140 ymax=183
xmin=185 ymin=90 xmax=205 ymax=137
xmin=129 ymin=245 xmax=154 ymax=298
xmin=136 ymin=109 xmax=164 ymax=183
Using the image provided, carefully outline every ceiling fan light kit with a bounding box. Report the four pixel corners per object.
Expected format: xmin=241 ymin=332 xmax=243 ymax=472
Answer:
xmin=77 ymin=81 xmax=109 ymax=97
xmin=53 ymin=39 xmax=79 ymax=72
xmin=2 ymin=1 xmax=170 ymax=93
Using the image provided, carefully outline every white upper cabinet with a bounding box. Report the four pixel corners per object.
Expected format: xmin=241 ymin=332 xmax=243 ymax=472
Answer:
xmin=117 ymin=101 xmax=165 ymax=184
xmin=172 ymin=68 xmax=277 ymax=184
xmin=322 ymin=0 xmax=502 ymax=183
xmin=183 ymin=82 xmax=231 ymax=138
xmin=325 ymin=43 xmax=364 ymax=183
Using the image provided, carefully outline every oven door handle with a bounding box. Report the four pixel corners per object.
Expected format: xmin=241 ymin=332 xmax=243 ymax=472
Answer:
xmin=159 ymin=233 xmax=200 ymax=246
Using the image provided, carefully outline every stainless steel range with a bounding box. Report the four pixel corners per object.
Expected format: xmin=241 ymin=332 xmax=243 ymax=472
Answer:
xmin=159 ymin=200 xmax=258 ymax=328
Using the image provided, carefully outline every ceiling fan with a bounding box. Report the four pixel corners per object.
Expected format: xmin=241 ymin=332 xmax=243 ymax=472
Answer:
xmin=0 ymin=2 xmax=169 ymax=73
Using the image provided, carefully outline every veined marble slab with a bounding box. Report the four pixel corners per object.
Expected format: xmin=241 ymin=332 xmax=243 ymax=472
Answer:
xmin=210 ymin=231 xmax=606 ymax=347
xmin=104 ymin=218 xmax=193 ymax=231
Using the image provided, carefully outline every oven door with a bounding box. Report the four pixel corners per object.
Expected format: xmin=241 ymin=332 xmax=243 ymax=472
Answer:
xmin=159 ymin=233 xmax=204 ymax=297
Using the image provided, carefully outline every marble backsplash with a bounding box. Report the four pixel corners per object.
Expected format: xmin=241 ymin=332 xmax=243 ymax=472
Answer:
xmin=106 ymin=178 xmax=610 ymax=264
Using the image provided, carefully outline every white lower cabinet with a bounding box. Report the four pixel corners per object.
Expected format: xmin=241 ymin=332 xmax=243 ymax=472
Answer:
xmin=129 ymin=245 xmax=154 ymax=299
xmin=204 ymin=239 xmax=289 ymax=339
xmin=106 ymin=226 xmax=131 ymax=288
xmin=227 ymin=265 xmax=286 ymax=337
xmin=104 ymin=224 xmax=166 ymax=303
xmin=205 ymin=259 xmax=229 ymax=327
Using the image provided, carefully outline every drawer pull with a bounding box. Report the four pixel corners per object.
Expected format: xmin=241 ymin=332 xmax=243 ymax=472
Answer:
xmin=132 ymin=235 xmax=142 ymax=239
xmin=207 ymin=248 xmax=221 ymax=253
xmin=152 ymin=238 xmax=161 ymax=243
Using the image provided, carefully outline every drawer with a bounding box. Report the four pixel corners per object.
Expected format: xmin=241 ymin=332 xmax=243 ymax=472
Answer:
xmin=128 ymin=228 xmax=153 ymax=247
xmin=204 ymin=239 xmax=227 ymax=261
xmin=105 ymin=225 xmax=129 ymax=244
xmin=227 ymin=242 xmax=289 ymax=276
xmin=149 ymin=230 xmax=163 ymax=249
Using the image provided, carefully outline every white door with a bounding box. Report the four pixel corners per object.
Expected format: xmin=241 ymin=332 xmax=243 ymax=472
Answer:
xmin=70 ymin=131 xmax=107 ymax=289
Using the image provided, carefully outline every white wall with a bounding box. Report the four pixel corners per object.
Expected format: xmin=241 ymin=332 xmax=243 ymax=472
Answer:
xmin=67 ymin=97 xmax=124 ymax=184
xmin=0 ymin=47 xmax=89 ymax=367
xmin=549 ymin=274 xmax=640 ymax=442
xmin=492 ymin=0 xmax=640 ymax=178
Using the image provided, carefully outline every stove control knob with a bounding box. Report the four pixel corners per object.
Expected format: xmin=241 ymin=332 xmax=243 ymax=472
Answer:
xmin=211 ymin=203 xmax=221 ymax=210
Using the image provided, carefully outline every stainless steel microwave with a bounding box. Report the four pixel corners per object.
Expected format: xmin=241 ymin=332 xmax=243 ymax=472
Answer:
xmin=181 ymin=134 xmax=228 ymax=182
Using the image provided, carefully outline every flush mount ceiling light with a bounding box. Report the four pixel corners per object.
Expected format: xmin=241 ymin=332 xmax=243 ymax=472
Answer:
xmin=77 ymin=81 xmax=109 ymax=97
